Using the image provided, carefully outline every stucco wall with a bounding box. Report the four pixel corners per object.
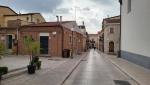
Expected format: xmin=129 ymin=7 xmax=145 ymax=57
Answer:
xmin=4 ymin=14 xmax=45 ymax=27
xmin=121 ymin=0 xmax=150 ymax=57
xmin=104 ymin=23 xmax=120 ymax=54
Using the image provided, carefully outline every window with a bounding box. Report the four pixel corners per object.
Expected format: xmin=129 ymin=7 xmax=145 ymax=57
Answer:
xmin=110 ymin=28 xmax=114 ymax=33
xmin=26 ymin=17 xmax=29 ymax=21
xmin=128 ymin=0 xmax=131 ymax=13
xmin=69 ymin=36 xmax=72 ymax=43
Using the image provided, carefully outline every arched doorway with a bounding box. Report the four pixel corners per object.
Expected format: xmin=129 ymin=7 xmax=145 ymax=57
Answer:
xmin=109 ymin=41 xmax=114 ymax=52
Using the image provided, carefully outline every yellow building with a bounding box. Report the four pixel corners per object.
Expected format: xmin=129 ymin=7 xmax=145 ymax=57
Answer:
xmin=0 ymin=5 xmax=46 ymax=54
xmin=0 ymin=6 xmax=46 ymax=28
xmin=0 ymin=6 xmax=17 ymax=27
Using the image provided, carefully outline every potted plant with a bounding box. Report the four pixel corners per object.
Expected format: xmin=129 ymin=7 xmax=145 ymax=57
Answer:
xmin=24 ymin=36 xmax=40 ymax=74
xmin=37 ymin=61 xmax=41 ymax=70
xmin=0 ymin=67 xmax=8 ymax=83
xmin=0 ymin=41 xmax=8 ymax=84
xmin=0 ymin=42 xmax=5 ymax=59
xmin=31 ymin=41 xmax=41 ymax=70
xmin=24 ymin=36 xmax=36 ymax=74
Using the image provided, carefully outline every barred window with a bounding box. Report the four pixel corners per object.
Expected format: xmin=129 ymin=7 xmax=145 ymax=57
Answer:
xmin=128 ymin=0 xmax=131 ymax=13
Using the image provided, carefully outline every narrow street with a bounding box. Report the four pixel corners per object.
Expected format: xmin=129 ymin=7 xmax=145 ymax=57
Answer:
xmin=63 ymin=49 xmax=137 ymax=85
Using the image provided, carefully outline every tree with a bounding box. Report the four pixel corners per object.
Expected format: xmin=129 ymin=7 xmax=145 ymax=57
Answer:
xmin=23 ymin=36 xmax=40 ymax=63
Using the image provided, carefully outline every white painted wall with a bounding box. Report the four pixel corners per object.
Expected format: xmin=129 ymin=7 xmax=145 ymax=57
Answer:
xmin=121 ymin=0 xmax=150 ymax=57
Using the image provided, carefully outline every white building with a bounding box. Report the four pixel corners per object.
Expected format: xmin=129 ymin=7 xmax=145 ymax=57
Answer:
xmin=120 ymin=0 xmax=150 ymax=69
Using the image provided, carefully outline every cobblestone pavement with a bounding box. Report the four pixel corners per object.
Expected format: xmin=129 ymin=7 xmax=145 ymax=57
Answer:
xmin=63 ymin=49 xmax=138 ymax=85
xmin=1 ymin=53 xmax=87 ymax=85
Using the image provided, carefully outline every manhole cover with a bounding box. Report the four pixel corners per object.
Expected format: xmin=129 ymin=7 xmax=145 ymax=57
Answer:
xmin=114 ymin=80 xmax=131 ymax=85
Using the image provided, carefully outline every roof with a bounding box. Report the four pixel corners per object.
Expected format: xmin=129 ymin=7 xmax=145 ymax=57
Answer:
xmin=23 ymin=21 xmax=74 ymax=27
xmin=105 ymin=19 xmax=120 ymax=23
xmin=4 ymin=13 xmax=41 ymax=16
xmin=21 ymin=21 xmax=85 ymax=36
xmin=89 ymin=34 xmax=98 ymax=36
xmin=104 ymin=15 xmax=120 ymax=20
xmin=103 ymin=15 xmax=120 ymax=24
xmin=0 ymin=5 xmax=17 ymax=15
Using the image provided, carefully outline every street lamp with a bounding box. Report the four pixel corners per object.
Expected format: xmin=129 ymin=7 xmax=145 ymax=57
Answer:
xmin=71 ymin=28 xmax=74 ymax=59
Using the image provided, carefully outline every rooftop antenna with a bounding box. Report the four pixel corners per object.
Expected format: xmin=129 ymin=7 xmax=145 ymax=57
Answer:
xmin=74 ymin=6 xmax=77 ymax=21
xmin=107 ymin=15 xmax=110 ymax=18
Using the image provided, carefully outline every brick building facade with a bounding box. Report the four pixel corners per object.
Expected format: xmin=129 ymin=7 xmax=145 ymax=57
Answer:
xmin=0 ymin=6 xmax=45 ymax=54
xmin=18 ymin=21 xmax=86 ymax=57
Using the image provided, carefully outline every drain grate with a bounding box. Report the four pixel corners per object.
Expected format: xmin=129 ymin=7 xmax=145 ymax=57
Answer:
xmin=48 ymin=59 xmax=62 ymax=61
xmin=114 ymin=80 xmax=131 ymax=85
xmin=81 ymin=60 xmax=87 ymax=61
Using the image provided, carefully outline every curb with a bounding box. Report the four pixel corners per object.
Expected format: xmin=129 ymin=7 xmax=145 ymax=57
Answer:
xmin=60 ymin=52 xmax=88 ymax=85
xmin=2 ymin=67 xmax=27 ymax=80
xmin=108 ymin=59 xmax=140 ymax=85
xmin=98 ymin=51 xmax=140 ymax=85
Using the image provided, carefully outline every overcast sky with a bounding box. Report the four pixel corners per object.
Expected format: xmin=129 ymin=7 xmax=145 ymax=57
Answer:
xmin=0 ymin=0 xmax=120 ymax=34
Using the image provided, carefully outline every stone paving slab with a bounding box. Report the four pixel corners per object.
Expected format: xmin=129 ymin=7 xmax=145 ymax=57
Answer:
xmin=1 ymin=52 xmax=88 ymax=85
xmin=99 ymin=51 xmax=150 ymax=85
xmin=0 ymin=55 xmax=29 ymax=71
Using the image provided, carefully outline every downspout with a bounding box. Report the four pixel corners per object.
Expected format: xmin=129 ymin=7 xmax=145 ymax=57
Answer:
xmin=118 ymin=0 xmax=122 ymax=57
xmin=58 ymin=16 xmax=64 ymax=57
xmin=60 ymin=25 xmax=64 ymax=57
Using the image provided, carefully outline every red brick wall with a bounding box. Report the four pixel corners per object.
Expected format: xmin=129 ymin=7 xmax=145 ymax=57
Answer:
xmin=18 ymin=26 xmax=63 ymax=57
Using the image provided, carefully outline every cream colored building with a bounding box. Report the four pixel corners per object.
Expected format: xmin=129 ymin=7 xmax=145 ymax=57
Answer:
xmin=89 ymin=34 xmax=99 ymax=49
xmin=102 ymin=16 xmax=120 ymax=54
xmin=4 ymin=13 xmax=45 ymax=27
xmin=0 ymin=5 xmax=45 ymax=54
xmin=0 ymin=6 xmax=17 ymax=27
xmin=0 ymin=6 xmax=45 ymax=28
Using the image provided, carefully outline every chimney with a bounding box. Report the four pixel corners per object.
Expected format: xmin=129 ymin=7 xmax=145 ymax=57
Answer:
xmin=56 ymin=15 xmax=59 ymax=22
xmin=60 ymin=16 xmax=62 ymax=22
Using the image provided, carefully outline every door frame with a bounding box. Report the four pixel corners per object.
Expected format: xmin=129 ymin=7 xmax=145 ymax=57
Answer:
xmin=39 ymin=33 xmax=49 ymax=54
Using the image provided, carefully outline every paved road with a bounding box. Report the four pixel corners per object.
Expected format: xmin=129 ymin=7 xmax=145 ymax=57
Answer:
xmin=63 ymin=49 xmax=137 ymax=85
xmin=1 ymin=54 xmax=86 ymax=85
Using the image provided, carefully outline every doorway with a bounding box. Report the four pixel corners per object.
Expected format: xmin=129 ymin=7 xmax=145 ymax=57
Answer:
xmin=6 ymin=35 xmax=13 ymax=49
xmin=40 ymin=36 xmax=49 ymax=54
xmin=109 ymin=41 xmax=114 ymax=52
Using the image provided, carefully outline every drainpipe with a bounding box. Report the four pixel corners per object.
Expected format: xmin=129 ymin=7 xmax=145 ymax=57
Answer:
xmin=57 ymin=16 xmax=64 ymax=57
xmin=118 ymin=0 xmax=122 ymax=58
xmin=16 ymin=13 xmax=21 ymax=55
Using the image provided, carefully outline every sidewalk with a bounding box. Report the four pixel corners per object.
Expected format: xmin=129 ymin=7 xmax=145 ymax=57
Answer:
xmin=1 ymin=52 xmax=88 ymax=85
xmin=0 ymin=55 xmax=29 ymax=71
xmin=99 ymin=51 xmax=150 ymax=85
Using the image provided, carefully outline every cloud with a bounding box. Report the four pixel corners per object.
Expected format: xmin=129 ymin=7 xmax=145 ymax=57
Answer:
xmin=0 ymin=0 xmax=63 ymax=13
xmin=53 ymin=8 xmax=71 ymax=14
xmin=83 ymin=7 xmax=90 ymax=11
xmin=0 ymin=0 xmax=120 ymax=34
xmin=92 ymin=0 xmax=115 ymax=5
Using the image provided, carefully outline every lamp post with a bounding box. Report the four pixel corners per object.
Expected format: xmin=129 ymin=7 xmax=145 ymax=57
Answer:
xmin=71 ymin=28 xmax=74 ymax=59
